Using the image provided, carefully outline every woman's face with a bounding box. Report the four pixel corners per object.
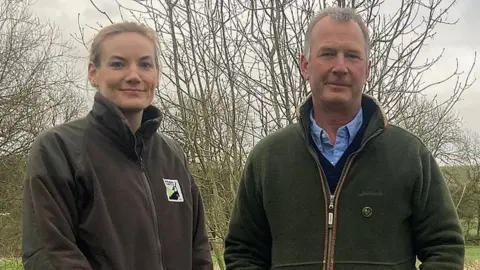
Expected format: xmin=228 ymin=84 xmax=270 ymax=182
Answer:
xmin=88 ymin=32 xmax=159 ymax=113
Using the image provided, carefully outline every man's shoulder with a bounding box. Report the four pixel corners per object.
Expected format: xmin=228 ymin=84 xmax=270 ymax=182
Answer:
xmin=248 ymin=123 xmax=303 ymax=158
xmin=381 ymin=124 xmax=428 ymax=150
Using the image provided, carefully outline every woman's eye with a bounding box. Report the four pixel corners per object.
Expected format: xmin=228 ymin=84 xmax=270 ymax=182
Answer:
xmin=110 ymin=61 xmax=124 ymax=68
xmin=140 ymin=62 xmax=154 ymax=69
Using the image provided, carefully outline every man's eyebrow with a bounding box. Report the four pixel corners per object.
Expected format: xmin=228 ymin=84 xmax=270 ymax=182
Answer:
xmin=319 ymin=47 xmax=336 ymax=51
xmin=316 ymin=47 xmax=337 ymax=55
xmin=345 ymin=49 xmax=362 ymax=54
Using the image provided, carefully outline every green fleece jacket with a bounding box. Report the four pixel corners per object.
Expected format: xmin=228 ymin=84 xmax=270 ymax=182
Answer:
xmin=224 ymin=95 xmax=464 ymax=270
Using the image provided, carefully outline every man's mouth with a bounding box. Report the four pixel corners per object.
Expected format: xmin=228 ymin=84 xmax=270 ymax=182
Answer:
xmin=326 ymin=83 xmax=350 ymax=87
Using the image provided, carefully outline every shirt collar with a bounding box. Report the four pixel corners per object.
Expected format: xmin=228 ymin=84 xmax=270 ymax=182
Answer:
xmin=309 ymin=107 xmax=363 ymax=145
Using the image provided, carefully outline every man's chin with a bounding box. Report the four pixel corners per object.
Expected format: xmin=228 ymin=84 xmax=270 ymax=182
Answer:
xmin=317 ymin=94 xmax=354 ymax=111
xmin=321 ymin=93 xmax=351 ymax=104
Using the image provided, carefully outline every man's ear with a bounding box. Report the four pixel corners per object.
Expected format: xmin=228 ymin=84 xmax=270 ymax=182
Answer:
xmin=300 ymin=54 xmax=309 ymax=81
xmin=366 ymin=59 xmax=371 ymax=80
xmin=88 ymin=62 xmax=98 ymax=87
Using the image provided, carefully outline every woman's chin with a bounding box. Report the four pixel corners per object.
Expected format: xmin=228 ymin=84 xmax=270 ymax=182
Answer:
xmin=115 ymin=100 xmax=151 ymax=113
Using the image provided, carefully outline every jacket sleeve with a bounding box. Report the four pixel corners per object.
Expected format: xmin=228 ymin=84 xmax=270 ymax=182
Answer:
xmin=22 ymin=131 xmax=92 ymax=270
xmin=224 ymin=155 xmax=272 ymax=269
xmin=413 ymin=147 xmax=465 ymax=269
xmin=191 ymin=181 xmax=214 ymax=270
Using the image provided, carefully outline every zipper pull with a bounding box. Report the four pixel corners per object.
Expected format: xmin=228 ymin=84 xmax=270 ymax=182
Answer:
xmin=139 ymin=157 xmax=146 ymax=172
xmin=328 ymin=195 xmax=335 ymax=228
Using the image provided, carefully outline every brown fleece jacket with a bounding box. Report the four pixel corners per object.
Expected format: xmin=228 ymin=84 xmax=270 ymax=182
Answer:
xmin=22 ymin=92 xmax=213 ymax=270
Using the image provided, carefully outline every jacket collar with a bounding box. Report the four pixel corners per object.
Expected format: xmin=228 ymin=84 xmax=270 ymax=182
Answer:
xmin=88 ymin=92 xmax=162 ymax=157
xmin=296 ymin=93 xmax=388 ymax=144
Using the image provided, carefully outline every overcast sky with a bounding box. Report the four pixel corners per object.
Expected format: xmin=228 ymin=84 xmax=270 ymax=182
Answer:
xmin=31 ymin=0 xmax=480 ymax=133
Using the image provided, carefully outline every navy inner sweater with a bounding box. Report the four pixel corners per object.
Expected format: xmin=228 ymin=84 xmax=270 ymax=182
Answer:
xmin=312 ymin=106 xmax=372 ymax=194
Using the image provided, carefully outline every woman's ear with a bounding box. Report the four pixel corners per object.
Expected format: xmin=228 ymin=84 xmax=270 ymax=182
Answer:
xmin=88 ymin=62 xmax=98 ymax=88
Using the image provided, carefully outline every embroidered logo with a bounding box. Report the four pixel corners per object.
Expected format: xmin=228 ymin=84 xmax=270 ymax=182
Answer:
xmin=163 ymin=179 xmax=184 ymax=202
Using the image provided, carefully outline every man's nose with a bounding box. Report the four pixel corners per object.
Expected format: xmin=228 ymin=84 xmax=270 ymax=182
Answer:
xmin=331 ymin=55 xmax=348 ymax=75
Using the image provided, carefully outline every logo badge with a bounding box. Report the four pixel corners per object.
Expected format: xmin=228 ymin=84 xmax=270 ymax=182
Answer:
xmin=163 ymin=179 xmax=184 ymax=202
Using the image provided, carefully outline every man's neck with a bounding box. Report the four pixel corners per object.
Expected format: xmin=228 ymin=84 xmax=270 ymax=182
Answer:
xmin=313 ymin=104 xmax=361 ymax=144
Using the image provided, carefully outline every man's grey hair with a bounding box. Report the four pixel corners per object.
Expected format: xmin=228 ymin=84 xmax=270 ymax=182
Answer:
xmin=303 ymin=7 xmax=370 ymax=59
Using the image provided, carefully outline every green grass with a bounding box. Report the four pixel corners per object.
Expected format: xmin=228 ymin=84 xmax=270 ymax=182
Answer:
xmin=466 ymin=245 xmax=480 ymax=263
xmin=0 ymin=258 xmax=21 ymax=270
xmin=1 ymin=247 xmax=478 ymax=269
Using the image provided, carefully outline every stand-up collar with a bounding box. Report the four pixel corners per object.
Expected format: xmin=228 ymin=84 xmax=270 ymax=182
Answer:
xmin=88 ymin=92 xmax=162 ymax=157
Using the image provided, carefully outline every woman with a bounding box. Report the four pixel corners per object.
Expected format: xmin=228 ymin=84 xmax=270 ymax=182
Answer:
xmin=21 ymin=21 xmax=213 ymax=270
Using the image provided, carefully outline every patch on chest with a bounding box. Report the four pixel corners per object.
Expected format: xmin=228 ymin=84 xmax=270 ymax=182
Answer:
xmin=163 ymin=179 xmax=184 ymax=202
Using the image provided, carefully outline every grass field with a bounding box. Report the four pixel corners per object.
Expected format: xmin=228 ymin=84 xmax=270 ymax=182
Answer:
xmin=467 ymin=245 xmax=480 ymax=262
xmin=0 ymin=258 xmax=21 ymax=270
xmin=2 ymin=247 xmax=479 ymax=269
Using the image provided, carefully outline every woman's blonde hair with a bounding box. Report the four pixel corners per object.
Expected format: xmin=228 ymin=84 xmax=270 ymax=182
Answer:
xmin=89 ymin=21 xmax=161 ymax=70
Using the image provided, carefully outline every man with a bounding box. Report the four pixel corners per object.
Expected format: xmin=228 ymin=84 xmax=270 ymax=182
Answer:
xmin=224 ymin=7 xmax=464 ymax=270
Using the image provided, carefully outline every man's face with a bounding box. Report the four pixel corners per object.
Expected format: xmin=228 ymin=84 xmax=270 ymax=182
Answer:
xmin=88 ymin=32 xmax=159 ymax=113
xmin=300 ymin=16 xmax=370 ymax=111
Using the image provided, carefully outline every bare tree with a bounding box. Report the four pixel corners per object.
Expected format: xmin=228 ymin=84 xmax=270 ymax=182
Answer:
xmin=86 ymin=0 xmax=476 ymax=263
xmin=394 ymin=95 xmax=463 ymax=163
xmin=0 ymin=0 xmax=87 ymax=258
xmin=442 ymin=130 xmax=480 ymax=242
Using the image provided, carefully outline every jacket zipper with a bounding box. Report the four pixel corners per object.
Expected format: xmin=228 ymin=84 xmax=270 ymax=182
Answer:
xmin=307 ymin=129 xmax=383 ymax=270
xmin=324 ymin=156 xmax=355 ymax=270
xmin=306 ymin=145 xmax=333 ymax=269
xmin=139 ymin=156 xmax=166 ymax=269
xmin=326 ymin=194 xmax=335 ymax=268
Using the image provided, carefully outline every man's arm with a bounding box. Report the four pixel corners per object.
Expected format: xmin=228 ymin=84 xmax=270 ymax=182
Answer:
xmin=191 ymin=181 xmax=214 ymax=270
xmin=22 ymin=131 xmax=91 ymax=270
xmin=224 ymin=156 xmax=272 ymax=270
xmin=413 ymin=146 xmax=465 ymax=269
